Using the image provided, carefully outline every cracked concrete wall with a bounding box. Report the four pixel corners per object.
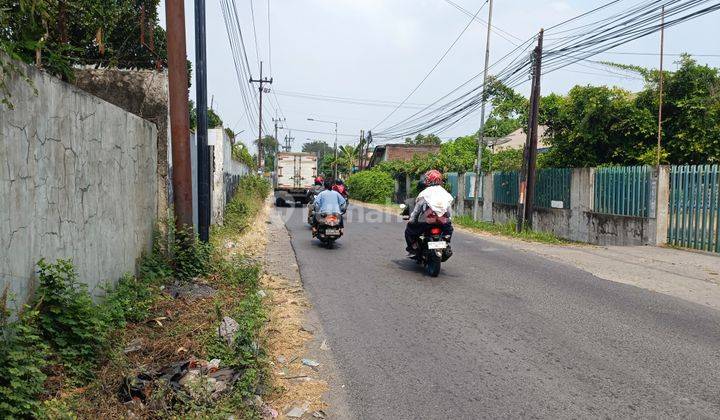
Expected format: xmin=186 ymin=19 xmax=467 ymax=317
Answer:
xmin=1 ymin=57 xmax=158 ymax=312
xmin=73 ymin=68 xmax=171 ymax=221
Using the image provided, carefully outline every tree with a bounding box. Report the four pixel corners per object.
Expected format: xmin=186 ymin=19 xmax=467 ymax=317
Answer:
xmin=540 ymin=85 xmax=656 ymax=168
xmin=404 ymin=133 xmax=442 ymax=145
xmin=302 ymin=140 xmax=333 ymax=159
xmin=231 ymin=141 xmax=255 ymax=169
xmin=483 ymin=77 xmax=529 ymax=138
xmin=0 ymin=0 xmax=167 ymax=80
xmin=635 ymin=55 xmax=720 ymax=164
xmin=189 ymin=100 xmax=223 ymax=130
xmin=254 ymin=135 xmax=278 ymax=171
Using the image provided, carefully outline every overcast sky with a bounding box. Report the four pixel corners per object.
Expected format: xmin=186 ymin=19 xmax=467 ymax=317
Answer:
xmin=158 ymin=0 xmax=720 ymax=152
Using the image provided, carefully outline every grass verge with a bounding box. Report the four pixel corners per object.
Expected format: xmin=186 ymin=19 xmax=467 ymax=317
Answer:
xmin=454 ymin=215 xmax=569 ymax=245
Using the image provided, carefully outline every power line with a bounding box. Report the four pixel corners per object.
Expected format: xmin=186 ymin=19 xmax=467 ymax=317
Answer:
xmin=249 ymin=0 xmax=261 ymax=68
xmin=371 ymin=0 xmax=489 ymax=131
xmin=267 ymin=0 xmax=272 ymax=76
xmin=441 ymin=0 xmax=524 ymax=44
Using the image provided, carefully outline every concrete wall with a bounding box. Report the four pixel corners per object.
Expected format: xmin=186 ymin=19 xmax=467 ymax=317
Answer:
xmin=74 ymin=68 xmax=171 ymax=220
xmin=1 ymin=57 xmax=158 ymax=311
xmin=208 ymin=128 xmax=249 ymax=225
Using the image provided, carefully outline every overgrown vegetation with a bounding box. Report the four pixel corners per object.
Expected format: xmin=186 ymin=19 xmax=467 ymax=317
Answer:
xmin=454 ymin=215 xmax=568 ymax=245
xmin=216 ymin=175 xmax=271 ymax=239
xmin=0 ymin=174 xmax=271 ymax=418
xmin=347 ymin=169 xmax=395 ymax=203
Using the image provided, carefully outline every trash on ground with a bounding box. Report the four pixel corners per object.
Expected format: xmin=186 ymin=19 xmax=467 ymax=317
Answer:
xmin=319 ymin=340 xmax=329 ymax=351
xmin=218 ymin=316 xmax=240 ymax=346
xmin=286 ymin=403 xmax=309 ymax=418
xmin=118 ymin=358 xmax=240 ymax=404
xmin=257 ymin=289 xmax=267 ymax=298
xmin=312 ymin=410 xmax=327 ymax=418
xmin=276 ymin=355 xmax=287 ymax=364
xmin=302 ymin=359 xmax=320 ymax=368
xmin=123 ymin=338 xmax=143 ymax=354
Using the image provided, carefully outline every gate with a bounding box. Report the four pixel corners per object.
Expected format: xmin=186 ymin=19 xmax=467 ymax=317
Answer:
xmin=668 ymin=165 xmax=720 ymax=253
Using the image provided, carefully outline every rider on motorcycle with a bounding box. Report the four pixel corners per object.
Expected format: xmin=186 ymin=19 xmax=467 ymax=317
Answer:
xmin=312 ymin=179 xmax=348 ymax=234
xmin=405 ymin=169 xmax=453 ymax=254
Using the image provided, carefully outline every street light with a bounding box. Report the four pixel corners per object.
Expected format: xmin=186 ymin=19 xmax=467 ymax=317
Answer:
xmin=307 ymin=118 xmax=338 ymax=179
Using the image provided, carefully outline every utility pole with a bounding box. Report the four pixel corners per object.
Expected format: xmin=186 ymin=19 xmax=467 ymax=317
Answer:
xmin=272 ymin=117 xmax=285 ymax=169
xmin=283 ymin=131 xmax=295 ymax=152
xmin=656 ymin=6 xmax=665 ymax=167
xmin=517 ymin=29 xmax=544 ymax=231
xmin=473 ymin=0 xmax=493 ymax=221
xmin=165 ymin=0 xmax=193 ymax=230
xmin=250 ymin=61 xmax=273 ymax=171
xmin=195 ymin=0 xmax=210 ymax=242
xmin=365 ymin=131 xmax=374 ymax=170
xmin=358 ymin=130 xmax=365 ymax=170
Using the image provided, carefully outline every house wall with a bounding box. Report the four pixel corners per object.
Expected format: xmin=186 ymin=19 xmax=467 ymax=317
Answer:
xmin=1 ymin=57 xmax=158 ymax=311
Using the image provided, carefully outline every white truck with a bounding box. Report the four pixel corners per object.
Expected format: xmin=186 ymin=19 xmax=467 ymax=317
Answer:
xmin=274 ymin=152 xmax=318 ymax=206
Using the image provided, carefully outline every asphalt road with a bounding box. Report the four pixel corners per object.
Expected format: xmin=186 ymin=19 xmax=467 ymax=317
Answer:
xmin=277 ymin=204 xmax=720 ymax=419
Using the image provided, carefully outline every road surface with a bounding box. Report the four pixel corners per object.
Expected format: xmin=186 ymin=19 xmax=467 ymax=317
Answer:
xmin=277 ymin=204 xmax=720 ymax=419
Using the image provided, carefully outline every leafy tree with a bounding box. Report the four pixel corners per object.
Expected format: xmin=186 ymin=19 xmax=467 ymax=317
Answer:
xmin=232 ymin=141 xmax=256 ymax=169
xmin=254 ymin=135 xmax=278 ymax=171
xmin=540 ymin=85 xmax=656 ymax=167
xmin=404 ymin=133 xmax=442 ymax=145
xmin=483 ymin=76 xmax=529 ymax=138
xmin=302 ymin=140 xmax=333 ymax=159
xmin=0 ymin=0 xmax=166 ymax=80
xmin=635 ymin=55 xmax=720 ymax=164
xmin=189 ymin=100 xmax=223 ymax=130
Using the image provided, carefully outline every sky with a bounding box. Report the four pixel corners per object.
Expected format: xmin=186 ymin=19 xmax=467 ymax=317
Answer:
xmin=158 ymin=0 xmax=720 ymax=153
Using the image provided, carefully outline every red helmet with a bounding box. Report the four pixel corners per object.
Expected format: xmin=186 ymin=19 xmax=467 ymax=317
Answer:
xmin=314 ymin=176 xmax=324 ymax=185
xmin=424 ymin=169 xmax=443 ymax=186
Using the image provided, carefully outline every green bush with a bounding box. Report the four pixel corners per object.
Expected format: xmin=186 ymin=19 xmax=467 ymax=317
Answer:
xmin=347 ymin=170 xmax=395 ymax=203
xmin=34 ymin=259 xmax=106 ymax=380
xmin=0 ymin=305 xmax=49 ymax=418
xmin=221 ymin=175 xmax=271 ymax=234
xmin=101 ymin=273 xmax=157 ymax=329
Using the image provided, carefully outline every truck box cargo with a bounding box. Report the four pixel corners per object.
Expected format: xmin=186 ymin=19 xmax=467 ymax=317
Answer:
xmin=274 ymin=152 xmax=317 ymax=205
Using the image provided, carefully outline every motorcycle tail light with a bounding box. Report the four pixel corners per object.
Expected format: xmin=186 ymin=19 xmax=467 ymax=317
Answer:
xmin=430 ymin=227 xmax=442 ymax=235
xmin=326 ymin=215 xmax=337 ymax=222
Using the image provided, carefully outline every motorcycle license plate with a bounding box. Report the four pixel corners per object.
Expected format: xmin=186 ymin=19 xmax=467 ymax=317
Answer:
xmin=428 ymin=241 xmax=447 ymax=250
xmin=325 ymin=229 xmax=340 ymax=235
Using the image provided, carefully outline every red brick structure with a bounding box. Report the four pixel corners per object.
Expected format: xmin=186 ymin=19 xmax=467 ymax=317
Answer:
xmin=367 ymin=144 xmax=441 ymax=168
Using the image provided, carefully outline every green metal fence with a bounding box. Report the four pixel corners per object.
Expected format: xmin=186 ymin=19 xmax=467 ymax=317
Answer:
xmin=594 ymin=166 xmax=652 ymax=217
xmin=447 ymin=172 xmax=459 ymax=199
xmin=534 ymin=168 xmax=572 ymax=209
xmin=493 ymin=170 xmax=519 ymax=205
xmin=668 ymin=165 xmax=720 ymax=253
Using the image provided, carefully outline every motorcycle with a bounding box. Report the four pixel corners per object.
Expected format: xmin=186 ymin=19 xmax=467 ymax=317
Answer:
xmin=400 ymin=204 xmax=452 ymax=277
xmin=313 ymin=212 xmax=344 ymax=248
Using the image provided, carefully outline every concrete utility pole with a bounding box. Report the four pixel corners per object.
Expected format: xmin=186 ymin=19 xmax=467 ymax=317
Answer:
xmin=250 ymin=61 xmax=273 ymax=171
xmin=473 ymin=0 xmax=494 ymax=221
xmin=273 ymin=117 xmax=285 ymax=167
xmin=283 ymin=131 xmax=295 ymax=152
xmin=517 ymin=29 xmax=544 ymax=231
xmin=657 ymin=6 xmax=665 ymax=167
xmin=358 ymin=130 xmax=365 ymax=170
xmin=195 ymin=0 xmax=210 ymax=242
xmin=165 ymin=0 xmax=193 ymax=229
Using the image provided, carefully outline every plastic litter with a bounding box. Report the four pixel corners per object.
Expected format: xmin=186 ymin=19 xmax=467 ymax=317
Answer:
xmin=302 ymin=359 xmax=320 ymax=368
